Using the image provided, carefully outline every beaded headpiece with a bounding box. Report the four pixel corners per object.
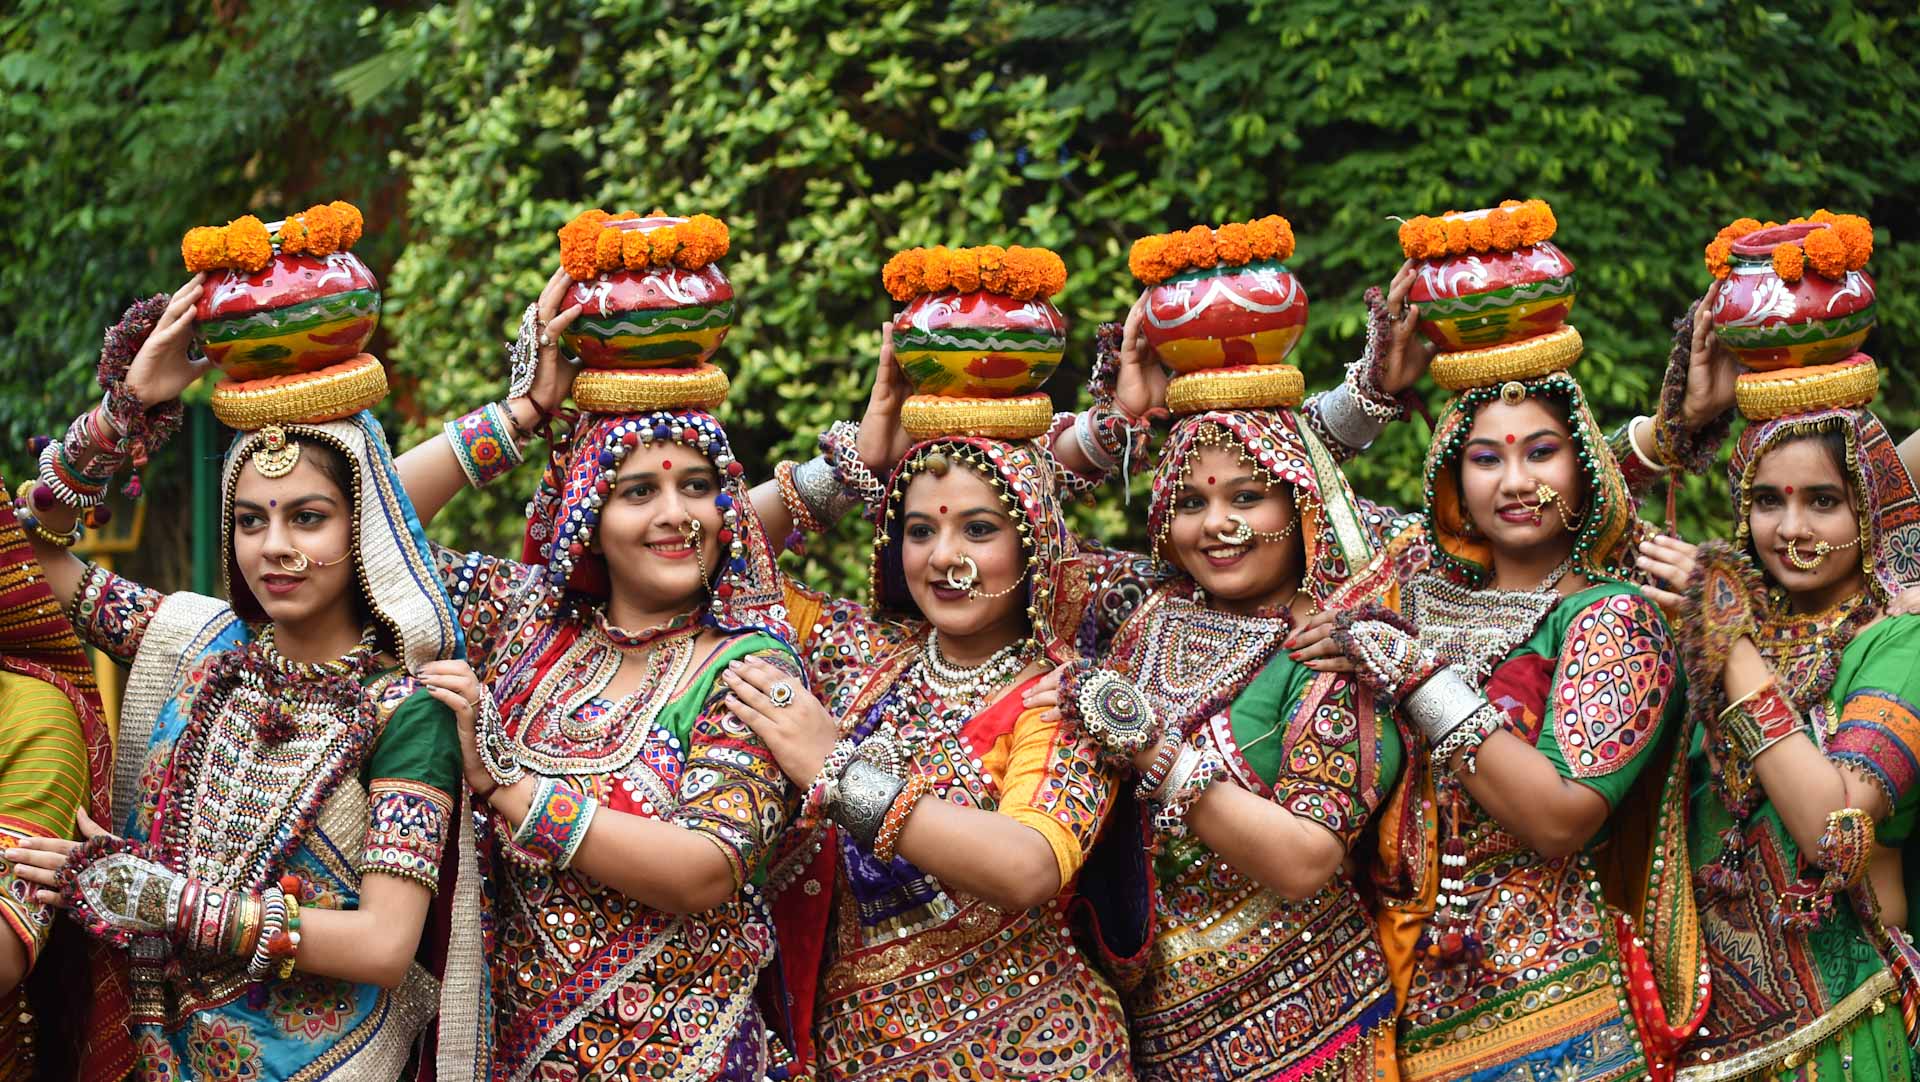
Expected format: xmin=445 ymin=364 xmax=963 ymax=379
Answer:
xmin=519 ymin=409 xmax=788 ymax=639
xmin=1130 ymin=214 xmax=1308 ymax=416
xmin=219 ymin=414 xmax=462 ymax=672
xmin=182 ymin=201 xmax=388 ymax=436
xmin=1148 ymin=409 xmax=1384 ymax=604
xmin=870 ymin=436 xmax=1084 ymax=663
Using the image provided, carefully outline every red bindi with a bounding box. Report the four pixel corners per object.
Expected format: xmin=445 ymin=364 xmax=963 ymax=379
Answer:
xmin=1504 ymin=434 xmax=1516 ymax=444
xmin=661 ymin=459 xmax=672 ymax=470
xmin=939 ymin=505 xmax=948 ymax=514
xmin=1206 ymin=476 xmax=1216 ymax=486
xmin=1784 ymin=485 xmax=1794 ymax=495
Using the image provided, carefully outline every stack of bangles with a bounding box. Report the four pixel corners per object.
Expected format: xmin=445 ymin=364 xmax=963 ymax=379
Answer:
xmin=1405 ymin=667 xmax=1506 ymax=776
xmin=17 ymin=398 xmax=143 ymax=545
xmin=445 ymin=400 xmax=532 ymax=489
xmin=1071 ymin=404 xmax=1153 ymax=480
xmin=829 ymin=758 xmax=934 ymax=861
xmin=509 ymin=775 xmax=598 ymax=872
xmin=819 ymin=421 xmax=889 ymax=521
xmin=1139 ymin=739 xmax=1227 ymax=838
xmin=775 ymin=456 xmax=860 ymax=539
xmin=1719 ymin=677 xmax=1803 ymax=763
xmin=798 ymin=737 xmax=862 ymax=831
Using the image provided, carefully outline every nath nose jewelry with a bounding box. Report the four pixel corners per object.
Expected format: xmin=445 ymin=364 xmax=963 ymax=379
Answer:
xmin=275 ymin=549 xmax=346 ymax=573
xmin=1216 ymin=513 xmax=1297 ymax=546
xmin=1785 ymin=535 xmax=1859 ymax=571
xmin=943 ymin=554 xmax=1019 ymax=600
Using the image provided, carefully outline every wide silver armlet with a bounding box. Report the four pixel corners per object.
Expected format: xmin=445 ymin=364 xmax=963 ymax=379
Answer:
xmin=1403 ymin=666 xmax=1490 ymax=744
xmin=830 ymin=759 xmax=906 ymax=849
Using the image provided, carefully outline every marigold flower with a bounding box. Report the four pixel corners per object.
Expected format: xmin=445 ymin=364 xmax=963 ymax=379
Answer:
xmin=594 ymin=228 xmax=625 ymax=273
xmin=1803 ymin=228 xmax=1848 ymax=279
xmin=974 ymin=244 xmax=1007 ymax=290
xmin=621 ymin=228 xmax=652 ymax=269
xmin=1830 ymin=214 xmax=1873 ymax=269
xmin=1176 ymin=225 xmax=1218 ymax=272
xmin=330 ymin=201 xmax=364 ymax=248
xmin=1704 ymin=238 xmax=1734 ymax=279
xmin=558 ymin=210 xmax=611 ymax=280
xmin=1772 ymin=242 xmax=1805 ymax=282
xmin=300 ymin=204 xmax=343 ymax=256
xmin=949 ymin=249 xmax=982 ymax=293
xmin=1128 ymin=235 xmax=1172 ymax=284
xmin=277 ymin=217 xmax=311 ymax=256
xmin=1214 ymin=222 xmax=1253 ymax=264
xmin=226 ymin=216 xmax=274 ymax=273
xmin=923 ymin=246 xmax=957 ymax=293
xmin=182 ymin=226 xmax=228 ymax=272
xmin=1031 ymin=247 xmax=1067 ymax=297
xmin=1514 ymin=200 xmax=1556 ymax=246
xmin=1489 ymin=212 xmax=1522 ymax=250
xmin=1442 ymin=217 xmax=1472 ymax=256
xmin=1466 ymin=217 xmax=1494 ymax=252
xmin=883 ymin=248 xmax=927 ymax=301
xmin=674 ymin=214 xmax=730 ymax=268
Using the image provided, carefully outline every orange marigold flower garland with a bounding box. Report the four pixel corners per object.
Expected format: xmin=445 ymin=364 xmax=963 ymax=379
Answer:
xmin=180 ymin=202 xmax=365 ymax=273
xmin=1395 ymin=199 xmax=1556 ymax=261
xmin=1129 ymin=214 xmax=1295 ymax=285
xmin=881 ymin=245 xmax=1067 ymax=302
xmin=554 ymin=211 xmax=729 ymax=281
xmin=1702 ymin=211 xmax=1873 ymax=281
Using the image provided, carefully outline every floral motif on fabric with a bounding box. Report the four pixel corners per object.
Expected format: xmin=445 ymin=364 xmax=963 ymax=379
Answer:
xmin=69 ymin=562 xmax=162 ymax=664
xmin=267 ymin=977 xmax=358 ymax=1041
xmin=184 ymin=1016 xmax=264 ymax=1082
xmin=1827 ymin=690 xmax=1920 ymax=809
xmin=1551 ymin=593 xmax=1676 ymax=780
xmin=362 ymin=779 xmax=453 ymax=892
xmin=132 ymin=1028 xmax=183 ymax=1082
xmin=1274 ymin=696 xmax=1366 ymax=843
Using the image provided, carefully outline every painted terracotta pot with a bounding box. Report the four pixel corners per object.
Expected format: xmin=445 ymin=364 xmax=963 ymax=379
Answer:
xmin=1712 ymin=222 xmax=1876 ymax=371
xmin=1140 ymin=259 xmax=1307 ymax=373
xmin=562 ymin=217 xmax=736 ymax=369
xmin=195 ymin=251 xmax=381 ymax=382
xmin=890 ymin=290 xmax=1066 ymax=398
xmin=1408 ymin=237 xmax=1575 ymax=350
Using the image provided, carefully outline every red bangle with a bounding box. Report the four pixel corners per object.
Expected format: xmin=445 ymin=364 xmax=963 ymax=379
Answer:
xmin=873 ymin=772 xmax=932 ymax=864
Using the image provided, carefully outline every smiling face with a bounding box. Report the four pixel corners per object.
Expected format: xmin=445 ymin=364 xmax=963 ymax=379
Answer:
xmin=1166 ymin=444 xmax=1303 ymax=613
xmin=1456 ymin=397 xmax=1586 ymax=557
xmin=230 ymin=448 xmax=358 ymax=628
xmin=1748 ymin=434 xmax=1865 ymax=611
xmin=596 ymin=442 xmax=725 ymax=618
xmin=898 ymin=462 xmax=1030 ymax=644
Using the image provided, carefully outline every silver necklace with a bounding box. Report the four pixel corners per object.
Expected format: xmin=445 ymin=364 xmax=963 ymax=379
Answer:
xmin=1406 ymin=556 xmax=1574 ymax=687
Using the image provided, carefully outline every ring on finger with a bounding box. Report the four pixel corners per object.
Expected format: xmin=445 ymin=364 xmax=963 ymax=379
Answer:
xmin=768 ymin=681 xmax=795 ymax=708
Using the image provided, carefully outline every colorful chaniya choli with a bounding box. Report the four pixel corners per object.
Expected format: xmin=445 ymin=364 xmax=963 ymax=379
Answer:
xmin=433 ymin=406 xmax=804 ymax=1082
xmin=1362 ymin=370 xmax=1705 ymax=1082
xmin=71 ymin=565 xmax=461 ymax=1081
xmin=60 ymin=413 xmax=475 ymax=1082
xmin=763 ymin=434 xmax=1130 ymax=1081
xmin=1678 ymin=404 xmax=1920 ymax=1082
xmin=1069 ymin=406 xmax=1411 ymax=1082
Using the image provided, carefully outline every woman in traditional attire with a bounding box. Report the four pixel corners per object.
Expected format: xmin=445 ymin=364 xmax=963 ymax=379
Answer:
xmin=388 ymin=213 xmax=806 ymax=1079
xmin=1008 ymin=216 xmax=1434 ymax=1082
xmin=9 ymin=209 xmax=479 ymax=1082
xmin=1634 ymin=213 xmax=1920 ymax=1081
xmin=715 ymin=242 xmax=1138 ymax=1080
xmin=1326 ymin=206 xmax=1710 ymax=1082
xmin=0 ymin=473 xmax=128 ymax=1082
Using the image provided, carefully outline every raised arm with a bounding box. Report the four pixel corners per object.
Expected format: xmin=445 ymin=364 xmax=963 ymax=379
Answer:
xmin=393 ymin=268 xmax=583 ymax=527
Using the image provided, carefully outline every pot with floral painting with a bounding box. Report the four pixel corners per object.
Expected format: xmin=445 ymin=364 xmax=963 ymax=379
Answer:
xmin=1705 ymin=213 xmax=1876 ymax=372
xmin=556 ymin=212 xmax=735 ymax=370
xmin=881 ymin=244 xmax=1069 ymax=439
xmin=186 ymin=202 xmax=380 ymax=383
xmin=1398 ymin=199 xmax=1576 ymax=351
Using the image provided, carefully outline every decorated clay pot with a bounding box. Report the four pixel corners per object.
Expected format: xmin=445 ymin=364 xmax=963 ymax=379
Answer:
xmin=1712 ymin=222 xmax=1876 ymax=371
xmin=562 ymin=218 xmax=736 ymax=369
xmin=1408 ymin=238 xmax=1576 ymax=350
xmin=1141 ymin=260 xmax=1306 ymax=372
xmin=890 ymin=291 xmax=1066 ymax=398
xmin=195 ymin=251 xmax=381 ymax=382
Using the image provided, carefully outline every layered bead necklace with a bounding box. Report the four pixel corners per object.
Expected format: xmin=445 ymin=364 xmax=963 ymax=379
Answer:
xmin=509 ymin=611 xmax=701 ymax=774
xmin=244 ymin=624 xmax=380 ymax=743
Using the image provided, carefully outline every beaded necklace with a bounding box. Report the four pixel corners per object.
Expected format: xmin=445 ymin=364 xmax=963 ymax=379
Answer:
xmin=858 ymin=632 xmax=1036 ymax=801
xmin=1405 ymin=556 xmax=1574 ymax=687
xmin=511 ymin=621 xmax=699 ymax=774
xmin=246 ymin=624 xmax=380 ymax=742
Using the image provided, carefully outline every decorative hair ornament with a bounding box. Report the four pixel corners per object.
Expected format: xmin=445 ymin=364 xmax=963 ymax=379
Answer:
xmin=1128 ymin=214 xmax=1297 ymax=286
xmin=1397 ymin=199 xmax=1557 ymax=261
xmin=250 ymin=424 xmax=302 ymax=478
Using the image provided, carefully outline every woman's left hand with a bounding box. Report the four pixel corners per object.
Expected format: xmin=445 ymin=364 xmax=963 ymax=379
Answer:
xmin=1021 ymin=666 xmax=1064 ymax=721
xmin=1287 ymin=609 xmax=1354 ymax=672
xmin=1114 ymin=294 xmax=1169 ymax=422
xmin=722 ymin=657 xmax=838 ymax=787
xmin=6 ymin=808 xmax=114 ymax=906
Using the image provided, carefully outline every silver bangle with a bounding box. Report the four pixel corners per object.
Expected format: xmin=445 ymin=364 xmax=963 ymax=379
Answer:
xmin=1316 ymin=381 xmax=1388 ymax=452
xmin=506 ymin=303 xmax=540 ymax=400
xmin=1150 ymin=743 xmax=1203 ymax=804
xmin=793 ymin=455 xmax=858 ymax=527
xmin=1431 ymin=702 xmax=1501 ymax=773
xmin=1074 ymin=409 xmax=1119 ymax=473
xmin=1403 ymin=666 xmax=1489 ymax=745
xmin=830 ymin=759 xmax=905 ymax=849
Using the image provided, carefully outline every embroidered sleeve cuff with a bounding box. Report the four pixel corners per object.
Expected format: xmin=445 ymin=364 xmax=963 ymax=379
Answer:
xmin=361 ymin=780 xmax=454 ymax=893
xmin=67 ymin=561 xmax=160 ymax=663
xmin=1276 ymin=783 xmax=1361 ymax=848
xmin=0 ymin=821 xmax=52 ymax=966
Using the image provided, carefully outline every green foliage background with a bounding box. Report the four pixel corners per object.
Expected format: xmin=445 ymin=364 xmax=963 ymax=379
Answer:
xmin=4 ymin=0 xmax=1916 ymax=598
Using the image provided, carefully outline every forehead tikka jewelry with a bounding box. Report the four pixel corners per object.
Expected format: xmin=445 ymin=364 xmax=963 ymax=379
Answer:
xmin=250 ymin=424 xmax=301 ymax=479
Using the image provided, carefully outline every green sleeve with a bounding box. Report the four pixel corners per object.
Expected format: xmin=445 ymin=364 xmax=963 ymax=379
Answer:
xmin=0 ymin=673 xmax=89 ymax=963
xmin=358 ymin=679 xmax=461 ymax=892
xmin=1529 ymin=585 xmax=1683 ymax=808
xmin=1827 ymin=617 xmax=1920 ymax=846
xmin=365 ymin=681 xmax=462 ymax=796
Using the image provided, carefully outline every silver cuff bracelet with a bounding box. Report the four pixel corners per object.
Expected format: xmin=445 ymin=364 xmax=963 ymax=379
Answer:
xmin=1316 ymin=382 xmax=1388 ymax=452
xmin=830 ymin=759 xmax=906 ymax=849
xmin=1403 ymin=666 xmax=1490 ymax=744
